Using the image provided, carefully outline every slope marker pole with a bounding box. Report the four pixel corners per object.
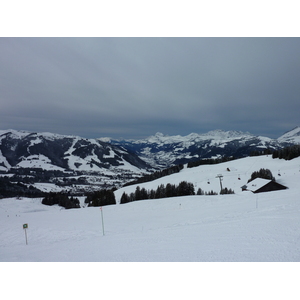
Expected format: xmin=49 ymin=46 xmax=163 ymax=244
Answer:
xmin=100 ymin=207 xmax=105 ymax=236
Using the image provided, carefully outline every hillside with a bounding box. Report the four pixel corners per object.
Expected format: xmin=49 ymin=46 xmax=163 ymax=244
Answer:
xmin=278 ymin=126 xmax=300 ymax=143
xmin=1 ymin=155 xmax=300 ymax=262
xmin=0 ymin=129 xmax=151 ymax=194
xmin=114 ymin=155 xmax=299 ymax=202
xmin=0 ymin=129 xmax=150 ymax=172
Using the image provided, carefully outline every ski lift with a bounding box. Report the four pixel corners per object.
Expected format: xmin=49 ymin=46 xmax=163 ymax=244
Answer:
xmin=207 ymin=179 xmax=210 ymax=184
xmin=238 ymin=174 xmax=241 ymax=180
xmin=278 ymin=170 xmax=281 ymax=176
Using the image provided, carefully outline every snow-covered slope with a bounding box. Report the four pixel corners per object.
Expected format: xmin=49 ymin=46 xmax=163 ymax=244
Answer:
xmin=278 ymin=126 xmax=300 ymax=144
xmin=114 ymin=155 xmax=299 ymax=202
xmin=1 ymin=155 xmax=300 ymax=262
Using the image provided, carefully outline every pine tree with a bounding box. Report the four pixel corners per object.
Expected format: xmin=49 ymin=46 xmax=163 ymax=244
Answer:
xmin=155 ymin=184 xmax=166 ymax=199
xmin=149 ymin=189 xmax=156 ymax=199
xmin=197 ymin=188 xmax=204 ymax=195
xmin=176 ymin=181 xmax=195 ymax=196
xmin=120 ymin=192 xmax=130 ymax=204
xmin=166 ymin=183 xmax=176 ymax=198
xmin=140 ymin=187 xmax=149 ymax=200
xmin=135 ymin=186 xmax=142 ymax=201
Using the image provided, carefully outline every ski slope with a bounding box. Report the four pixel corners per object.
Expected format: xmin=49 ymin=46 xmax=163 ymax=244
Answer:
xmin=1 ymin=155 xmax=300 ymax=262
xmin=114 ymin=155 xmax=299 ymax=201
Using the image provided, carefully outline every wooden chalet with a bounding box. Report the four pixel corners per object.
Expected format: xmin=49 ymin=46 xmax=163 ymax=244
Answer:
xmin=241 ymin=178 xmax=287 ymax=193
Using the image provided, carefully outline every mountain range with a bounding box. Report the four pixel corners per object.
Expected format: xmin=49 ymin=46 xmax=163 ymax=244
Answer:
xmin=0 ymin=127 xmax=300 ymax=194
xmin=0 ymin=129 xmax=150 ymax=194
xmin=0 ymin=129 xmax=149 ymax=172
xmin=110 ymin=127 xmax=300 ymax=168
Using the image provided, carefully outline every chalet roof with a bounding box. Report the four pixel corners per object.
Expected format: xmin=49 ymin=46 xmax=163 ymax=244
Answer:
xmin=242 ymin=178 xmax=272 ymax=192
xmin=241 ymin=178 xmax=287 ymax=193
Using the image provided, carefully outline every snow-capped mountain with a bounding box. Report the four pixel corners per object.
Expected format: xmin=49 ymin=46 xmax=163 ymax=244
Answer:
xmin=111 ymin=129 xmax=293 ymax=168
xmin=0 ymin=130 xmax=151 ymax=194
xmin=0 ymin=129 xmax=149 ymax=173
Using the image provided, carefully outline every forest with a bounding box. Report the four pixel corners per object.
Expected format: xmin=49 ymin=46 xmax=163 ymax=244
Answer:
xmin=120 ymin=181 xmax=234 ymax=204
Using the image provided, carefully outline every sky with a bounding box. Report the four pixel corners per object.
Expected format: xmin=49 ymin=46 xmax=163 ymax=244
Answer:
xmin=1 ymin=37 xmax=300 ymax=140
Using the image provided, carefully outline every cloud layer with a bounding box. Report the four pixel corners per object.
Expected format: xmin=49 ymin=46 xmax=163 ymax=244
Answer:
xmin=1 ymin=37 xmax=300 ymax=139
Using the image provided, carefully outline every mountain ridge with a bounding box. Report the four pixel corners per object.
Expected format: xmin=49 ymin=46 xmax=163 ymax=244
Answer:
xmin=0 ymin=129 xmax=151 ymax=193
xmin=111 ymin=128 xmax=300 ymax=168
xmin=1 ymin=127 xmax=299 ymax=194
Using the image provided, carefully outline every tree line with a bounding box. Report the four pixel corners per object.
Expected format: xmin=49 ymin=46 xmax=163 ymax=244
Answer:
xmin=249 ymin=145 xmax=300 ymax=161
xmin=121 ymin=181 xmax=195 ymax=204
xmin=0 ymin=177 xmax=46 ymax=199
xmin=41 ymin=189 xmax=116 ymax=209
xmin=84 ymin=189 xmax=116 ymax=207
xmin=187 ymin=156 xmax=236 ymax=168
xmin=42 ymin=192 xmax=80 ymax=209
xmin=272 ymin=145 xmax=300 ymax=160
xmin=120 ymin=181 xmax=234 ymax=204
xmin=249 ymin=149 xmax=273 ymax=156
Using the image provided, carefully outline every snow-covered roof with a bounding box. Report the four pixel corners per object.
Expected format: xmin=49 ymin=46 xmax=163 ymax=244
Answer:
xmin=242 ymin=178 xmax=272 ymax=192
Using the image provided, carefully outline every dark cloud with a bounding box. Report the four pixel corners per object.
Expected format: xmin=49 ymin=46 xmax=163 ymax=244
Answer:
xmin=1 ymin=37 xmax=300 ymax=139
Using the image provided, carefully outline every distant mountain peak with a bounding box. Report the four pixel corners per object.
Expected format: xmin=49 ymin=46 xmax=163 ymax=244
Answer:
xmin=204 ymin=129 xmax=253 ymax=138
xmin=144 ymin=130 xmax=254 ymax=144
xmin=155 ymin=132 xmax=165 ymax=137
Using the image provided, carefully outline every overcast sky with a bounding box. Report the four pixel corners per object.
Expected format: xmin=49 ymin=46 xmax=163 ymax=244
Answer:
xmin=1 ymin=37 xmax=300 ymax=139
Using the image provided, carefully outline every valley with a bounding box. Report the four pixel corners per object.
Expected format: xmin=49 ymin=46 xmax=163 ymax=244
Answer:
xmin=0 ymin=127 xmax=300 ymax=196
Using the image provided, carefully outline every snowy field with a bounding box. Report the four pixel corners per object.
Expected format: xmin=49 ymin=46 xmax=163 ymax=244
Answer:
xmin=1 ymin=189 xmax=300 ymax=262
xmin=1 ymin=155 xmax=300 ymax=299
xmin=1 ymin=155 xmax=300 ymax=262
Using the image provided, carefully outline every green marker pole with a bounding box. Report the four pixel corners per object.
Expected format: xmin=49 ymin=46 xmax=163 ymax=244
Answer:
xmin=100 ymin=207 xmax=105 ymax=236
